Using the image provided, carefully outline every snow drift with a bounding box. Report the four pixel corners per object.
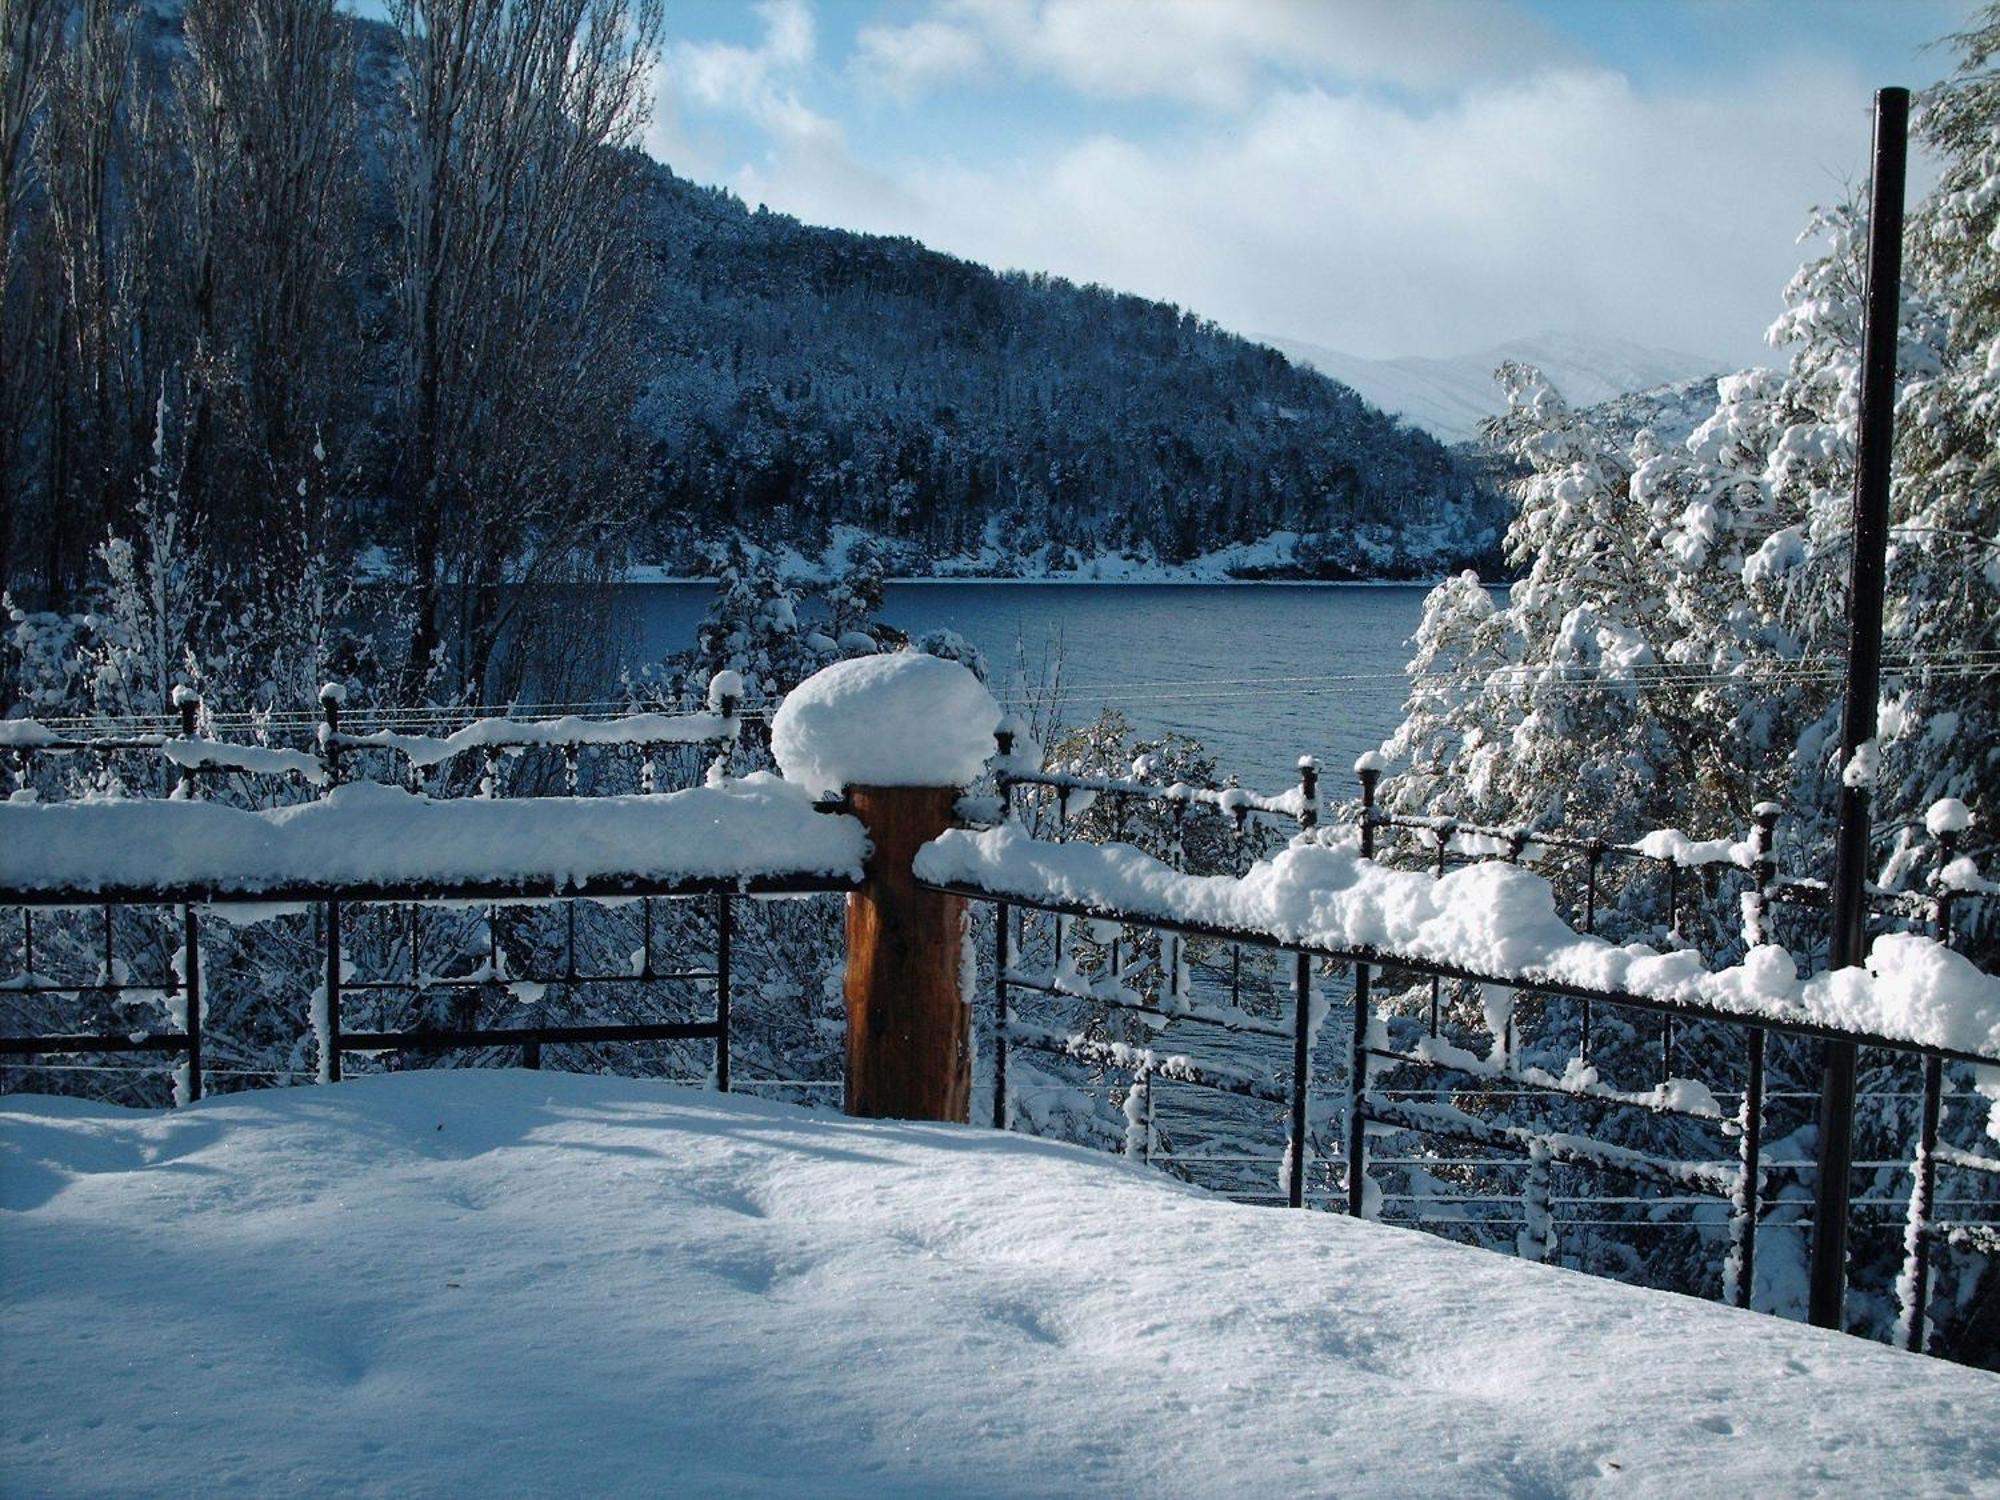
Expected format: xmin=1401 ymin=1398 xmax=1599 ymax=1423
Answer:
xmin=2 ymin=1073 xmax=1995 ymax=1498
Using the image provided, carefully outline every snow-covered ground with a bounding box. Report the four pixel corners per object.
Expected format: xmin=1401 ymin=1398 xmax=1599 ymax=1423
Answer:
xmin=4 ymin=1073 xmax=1995 ymax=1498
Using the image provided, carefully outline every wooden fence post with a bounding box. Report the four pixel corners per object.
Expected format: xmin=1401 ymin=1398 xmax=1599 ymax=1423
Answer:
xmin=843 ymin=785 xmax=970 ymax=1122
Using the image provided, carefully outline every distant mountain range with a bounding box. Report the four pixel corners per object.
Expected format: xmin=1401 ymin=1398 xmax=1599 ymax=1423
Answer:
xmin=1258 ymin=332 xmax=1724 ymax=445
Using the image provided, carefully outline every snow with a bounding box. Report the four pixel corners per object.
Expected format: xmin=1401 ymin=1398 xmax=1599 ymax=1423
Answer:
xmin=706 ymin=669 xmax=745 ymax=709
xmin=1926 ymin=797 xmax=1974 ymax=837
xmin=1 ymin=1072 xmax=1992 ymax=1498
xmin=1632 ymin=827 xmax=1753 ymax=868
xmin=0 ymin=719 xmax=62 ymax=747
xmin=161 ymin=739 xmax=327 ymax=783
xmin=1942 ymin=856 xmax=1999 ymax=896
xmin=1841 ymin=738 xmax=1879 ymax=790
xmin=0 ymin=777 xmax=865 ymax=897
xmin=771 ymin=651 xmax=1001 ymax=797
xmin=333 ymin=709 xmax=736 ymax=770
xmin=916 ymin=825 xmax=2000 ymax=1061
xmin=625 ymin=524 xmax=1474 ymax=586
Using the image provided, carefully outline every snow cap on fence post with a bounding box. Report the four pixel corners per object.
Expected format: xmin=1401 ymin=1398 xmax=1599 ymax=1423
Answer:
xmin=706 ymin=669 xmax=743 ymax=720
xmin=770 ymin=651 xmax=1001 ymax=799
xmin=772 ymin=651 xmax=1002 ymax=1123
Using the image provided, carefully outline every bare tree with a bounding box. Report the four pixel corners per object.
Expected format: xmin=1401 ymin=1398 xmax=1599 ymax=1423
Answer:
xmin=0 ymin=0 xmax=64 ymax=591
xmin=31 ymin=0 xmax=139 ymax=601
xmin=387 ymin=0 xmax=664 ymax=696
xmin=175 ymin=0 xmax=359 ymax=590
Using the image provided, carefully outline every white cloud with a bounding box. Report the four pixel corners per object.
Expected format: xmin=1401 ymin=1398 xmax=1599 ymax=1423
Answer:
xmin=657 ymin=1 xmax=1930 ymax=369
xmin=668 ymin=0 xmax=818 ymax=125
xmin=852 ymin=17 xmax=989 ymax=104
xmin=651 ymin=0 xmax=917 ymax=219
xmin=854 ymin=0 xmax=1570 ymax=110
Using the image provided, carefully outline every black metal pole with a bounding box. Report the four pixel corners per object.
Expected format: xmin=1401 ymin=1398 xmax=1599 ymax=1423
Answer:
xmin=1809 ymin=85 xmax=1908 ymax=1332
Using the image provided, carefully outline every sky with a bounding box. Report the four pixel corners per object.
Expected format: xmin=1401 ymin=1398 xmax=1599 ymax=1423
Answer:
xmin=647 ymin=0 xmax=1977 ymax=369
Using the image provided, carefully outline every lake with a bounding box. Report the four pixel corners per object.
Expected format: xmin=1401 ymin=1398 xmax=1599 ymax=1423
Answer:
xmin=610 ymin=582 xmax=1442 ymax=795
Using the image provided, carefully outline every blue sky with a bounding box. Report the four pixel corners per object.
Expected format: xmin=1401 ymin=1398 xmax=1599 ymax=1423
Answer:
xmin=648 ymin=0 xmax=1974 ymax=368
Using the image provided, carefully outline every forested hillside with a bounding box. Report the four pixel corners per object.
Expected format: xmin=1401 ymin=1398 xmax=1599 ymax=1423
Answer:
xmin=1 ymin=0 xmax=1503 ymax=717
xmin=629 ymin=168 xmax=1501 ymax=577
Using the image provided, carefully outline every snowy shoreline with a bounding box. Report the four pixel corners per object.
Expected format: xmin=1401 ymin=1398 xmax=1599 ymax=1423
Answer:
xmin=617 ymin=571 xmax=1454 ymax=588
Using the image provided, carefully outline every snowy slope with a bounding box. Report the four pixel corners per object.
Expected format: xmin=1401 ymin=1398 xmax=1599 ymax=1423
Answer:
xmin=4 ymin=1073 xmax=1996 ymax=1498
xmin=1265 ymin=331 xmax=1721 ymax=444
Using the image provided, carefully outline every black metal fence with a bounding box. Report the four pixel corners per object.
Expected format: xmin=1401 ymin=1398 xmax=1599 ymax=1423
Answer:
xmin=936 ymin=754 xmax=2000 ymax=1356
xmin=0 ymin=689 xmax=857 ymax=1101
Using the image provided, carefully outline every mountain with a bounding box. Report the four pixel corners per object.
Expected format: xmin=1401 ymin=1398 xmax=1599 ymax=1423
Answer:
xmin=629 ymin=168 xmax=1508 ymax=580
xmin=1260 ymin=332 xmax=1723 ymax=445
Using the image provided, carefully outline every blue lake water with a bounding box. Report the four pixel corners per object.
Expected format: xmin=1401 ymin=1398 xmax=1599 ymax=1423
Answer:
xmin=611 ymin=582 xmax=1439 ymax=796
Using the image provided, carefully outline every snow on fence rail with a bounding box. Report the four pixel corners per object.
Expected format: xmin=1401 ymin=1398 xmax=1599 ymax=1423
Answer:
xmin=0 ymin=685 xmax=864 ymax=1104
xmin=926 ymin=754 xmax=2000 ymax=1355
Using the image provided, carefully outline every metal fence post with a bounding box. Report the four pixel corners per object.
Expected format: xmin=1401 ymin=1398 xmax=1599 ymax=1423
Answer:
xmin=994 ymin=725 xmax=1015 ymax=824
xmin=1430 ymin=823 xmax=1450 ymax=1037
xmin=173 ymin=691 xmax=200 ymax=800
xmin=1902 ymin=1054 xmax=1943 ymax=1351
xmin=1730 ymin=1029 xmax=1765 ymax=1310
xmin=1812 ymin=85 xmax=1908 ymax=1332
xmin=993 ymin=897 xmax=1010 ymax=1130
xmin=1289 ymin=950 xmax=1311 ymax=1209
xmin=1728 ymin=804 xmax=1780 ymax=1310
xmin=323 ymin=898 xmax=343 ymax=1083
xmin=1347 ymin=761 xmax=1381 ymax=1217
xmin=1900 ymin=833 xmax=1959 ymax=1350
xmin=1580 ymin=840 xmax=1602 ymax=1058
xmin=318 ymin=686 xmax=344 ymax=789
xmin=181 ymin=905 xmax=202 ymax=1104
xmin=715 ymin=893 xmax=733 ymax=1093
